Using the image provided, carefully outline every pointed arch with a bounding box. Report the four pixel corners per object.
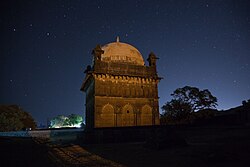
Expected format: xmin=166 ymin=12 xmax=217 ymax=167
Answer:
xmin=100 ymin=104 xmax=115 ymax=127
xmin=141 ymin=105 xmax=153 ymax=125
xmin=121 ymin=104 xmax=135 ymax=126
xmin=122 ymin=104 xmax=134 ymax=114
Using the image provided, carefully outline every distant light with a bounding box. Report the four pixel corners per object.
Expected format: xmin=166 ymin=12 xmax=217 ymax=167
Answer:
xmin=50 ymin=123 xmax=82 ymax=128
xmin=49 ymin=115 xmax=83 ymax=128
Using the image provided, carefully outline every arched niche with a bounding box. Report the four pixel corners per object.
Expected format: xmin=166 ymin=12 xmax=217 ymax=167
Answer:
xmin=100 ymin=104 xmax=115 ymax=127
xmin=121 ymin=104 xmax=135 ymax=126
xmin=141 ymin=105 xmax=153 ymax=125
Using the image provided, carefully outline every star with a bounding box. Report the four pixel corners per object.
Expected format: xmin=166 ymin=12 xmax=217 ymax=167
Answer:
xmin=1 ymin=0 xmax=249 ymax=125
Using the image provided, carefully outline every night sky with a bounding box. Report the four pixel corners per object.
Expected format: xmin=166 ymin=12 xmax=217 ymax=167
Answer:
xmin=1 ymin=0 xmax=250 ymax=125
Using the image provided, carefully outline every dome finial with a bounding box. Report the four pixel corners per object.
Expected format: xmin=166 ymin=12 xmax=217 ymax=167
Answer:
xmin=116 ymin=36 xmax=120 ymax=43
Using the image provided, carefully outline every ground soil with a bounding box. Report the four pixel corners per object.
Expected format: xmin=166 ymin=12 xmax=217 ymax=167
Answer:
xmin=0 ymin=137 xmax=57 ymax=167
xmin=1 ymin=126 xmax=250 ymax=167
xmin=83 ymin=126 xmax=250 ymax=167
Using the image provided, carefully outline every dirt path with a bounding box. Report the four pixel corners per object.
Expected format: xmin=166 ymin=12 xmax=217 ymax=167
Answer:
xmin=47 ymin=143 xmax=124 ymax=167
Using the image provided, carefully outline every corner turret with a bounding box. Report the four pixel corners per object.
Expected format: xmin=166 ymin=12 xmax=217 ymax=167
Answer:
xmin=147 ymin=52 xmax=158 ymax=66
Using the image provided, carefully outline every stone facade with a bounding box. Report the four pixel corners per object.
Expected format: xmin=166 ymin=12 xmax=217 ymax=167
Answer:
xmin=81 ymin=38 xmax=161 ymax=129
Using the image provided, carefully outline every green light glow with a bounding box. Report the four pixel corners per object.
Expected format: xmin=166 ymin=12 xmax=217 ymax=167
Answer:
xmin=49 ymin=114 xmax=83 ymax=128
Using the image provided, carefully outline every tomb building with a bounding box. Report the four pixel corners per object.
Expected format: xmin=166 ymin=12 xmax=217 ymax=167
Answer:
xmin=81 ymin=37 xmax=161 ymax=129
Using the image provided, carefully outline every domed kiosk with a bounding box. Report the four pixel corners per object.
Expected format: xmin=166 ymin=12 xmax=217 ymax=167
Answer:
xmin=81 ymin=37 xmax=161 ymax=129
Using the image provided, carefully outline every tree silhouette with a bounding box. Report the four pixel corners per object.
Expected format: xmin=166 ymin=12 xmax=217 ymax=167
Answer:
xmin=242 ymin=99 xmax=250 ymax=106
xmin=0 ymin=105 xmax=36 ymax=131
xmin=161 ymin=86 xmax=217 ymax=124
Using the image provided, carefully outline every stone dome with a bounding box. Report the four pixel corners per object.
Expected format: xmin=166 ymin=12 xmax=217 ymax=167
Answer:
xmin=100 ymin=38 xmax=145 ymax=66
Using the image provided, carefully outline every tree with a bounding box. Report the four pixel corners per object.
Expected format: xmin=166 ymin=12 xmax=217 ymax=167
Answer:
xmin=0 ymin=105 xmax=36 ymax=131
xmin=68 ymin=114 xmax=83 ymax=127
xmin=161 ymin=99 xmax=192 ymax=124
xmin=50 ymin=115 xmax=68 ymax=128
xmin=170 ymin=86 xmax=217 ymax=112
xmin=49 ymin=114 xmax=83 ymax=128
xmin=161 ymin=86 xmax=217 ymax=124
xmin=242 ymin=99 xmax=250 ymax=106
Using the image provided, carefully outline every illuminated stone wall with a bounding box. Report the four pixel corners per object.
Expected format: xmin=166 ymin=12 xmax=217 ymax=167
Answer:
xmin=94 ymin=73 xmax=160 ymax=127
xmin=81 ymin=40 xmax=161 ymax=129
